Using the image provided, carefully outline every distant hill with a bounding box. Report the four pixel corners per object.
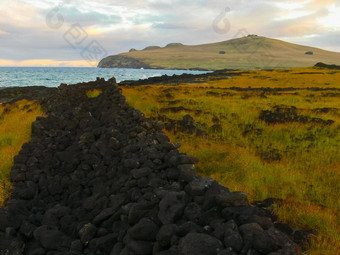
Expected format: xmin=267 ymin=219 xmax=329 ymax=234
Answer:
xmin=98 ymin=36 xmax=340 ymax=70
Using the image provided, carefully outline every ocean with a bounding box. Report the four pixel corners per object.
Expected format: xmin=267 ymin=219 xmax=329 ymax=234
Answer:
xmin=0 ymin=67 xmax=210 ymax=88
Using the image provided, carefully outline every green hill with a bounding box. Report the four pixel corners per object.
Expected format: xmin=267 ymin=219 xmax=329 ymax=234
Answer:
xmin=98 ymin=36 xmax=340 ymax=70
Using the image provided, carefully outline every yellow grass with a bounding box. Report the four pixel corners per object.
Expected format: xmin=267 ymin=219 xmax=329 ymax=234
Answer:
xmin=0 ymin=100 xmax=43 ymax=206
xmin=86 ymin=89 xmax=102 ymax=98
xmin=122 ymin=67 xmax=340 ymax=253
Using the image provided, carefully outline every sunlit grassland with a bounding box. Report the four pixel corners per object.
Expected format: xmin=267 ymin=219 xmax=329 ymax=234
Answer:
xmin=195 ymin=68 xmax=340 ymax=89
xmin=122 ymin=67 xmax=340 ymax=254
xmin=0 ymin=100 xmax=43 ymax=206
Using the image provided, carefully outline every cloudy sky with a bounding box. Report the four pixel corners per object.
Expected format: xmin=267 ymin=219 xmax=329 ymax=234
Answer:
xmin=0 ymin=0 xmax=339 ymax=67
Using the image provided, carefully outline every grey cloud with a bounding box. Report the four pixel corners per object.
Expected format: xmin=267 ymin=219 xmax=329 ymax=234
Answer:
xmin=303 ymin=32 xmax=340 ymax=49
xmin=43 ymin=7 xmax=122 ymax=27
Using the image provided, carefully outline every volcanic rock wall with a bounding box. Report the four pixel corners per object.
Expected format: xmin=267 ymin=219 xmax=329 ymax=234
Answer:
xmin=0 ymin=79 xmax=297 ymax=255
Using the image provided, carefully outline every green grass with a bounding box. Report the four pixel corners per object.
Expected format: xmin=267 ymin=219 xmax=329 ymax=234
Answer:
xmin=99 ymin=36 xmax=340 ymax=70
xmin=122 ymin=67 xmax=340 ymax=254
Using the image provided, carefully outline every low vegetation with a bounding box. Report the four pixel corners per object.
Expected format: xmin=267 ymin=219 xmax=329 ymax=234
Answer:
xmin=86 ymin=89 xmax=102 ymax=98
xmin=122 ymin=67 xmax=340 ymax=254
xmin=0 ymin=100 xmax=43 ymax=206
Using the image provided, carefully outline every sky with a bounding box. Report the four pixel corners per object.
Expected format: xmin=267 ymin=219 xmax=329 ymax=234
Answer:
xmin=0 ymin=0 xmax=339 ymax=67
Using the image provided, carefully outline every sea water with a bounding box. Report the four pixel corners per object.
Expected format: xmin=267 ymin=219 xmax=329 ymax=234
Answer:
xmin=0 ymin=67 xmax=209 ymax=88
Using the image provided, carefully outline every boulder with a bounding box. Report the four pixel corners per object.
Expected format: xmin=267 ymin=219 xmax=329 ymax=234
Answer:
xmin=178 ymin=233 xmax=223 ymax=255
xmin=158 ymin=192 xmax=186 ymax=224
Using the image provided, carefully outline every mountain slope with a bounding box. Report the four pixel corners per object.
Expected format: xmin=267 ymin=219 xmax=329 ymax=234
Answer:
xmin=98 ymin=36 xmax=340 ymax=70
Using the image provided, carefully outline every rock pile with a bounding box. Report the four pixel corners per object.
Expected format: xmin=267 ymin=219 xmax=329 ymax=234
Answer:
xmin=0 ymin=78 xmax=298 ymax=254
xmin=119 ymin=70 xmax=243 ymax=86
xmin=314 ymin=62 xmax=340 ymax=70
xmin=259 ymin=105 xmax=334 ymax=125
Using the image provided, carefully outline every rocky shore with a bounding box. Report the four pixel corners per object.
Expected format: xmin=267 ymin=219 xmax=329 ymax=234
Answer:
xmin=118 ymin=69 xmax=243 ymax=86
xmin=0 ymin=78 xmax=298 ymax=254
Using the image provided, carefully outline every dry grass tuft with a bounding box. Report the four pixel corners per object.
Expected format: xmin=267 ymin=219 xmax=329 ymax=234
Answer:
xmin=86 ymin=89 xmax=102 ymax=98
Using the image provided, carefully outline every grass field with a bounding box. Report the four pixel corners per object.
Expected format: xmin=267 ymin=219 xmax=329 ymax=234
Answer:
xmin=122 ymin=66 xmax=340 ymax=254
xmin=99 ymin=36 xmax=340 ymax=70
xmin=0 ymin=100 xmax=43 ymax=206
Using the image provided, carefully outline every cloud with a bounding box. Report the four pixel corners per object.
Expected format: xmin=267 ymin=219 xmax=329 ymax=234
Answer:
xmin=0 ymin=58 xmax=96 ymax=67
xmin=0 ymin=0 xmax=339 ymax=66
xmin=49 ymin=7 xmax=122 ymax=27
